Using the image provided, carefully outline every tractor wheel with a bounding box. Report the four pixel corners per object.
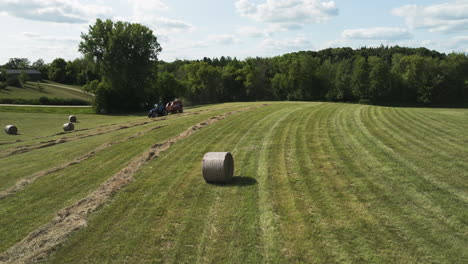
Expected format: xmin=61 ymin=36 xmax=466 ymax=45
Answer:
xmin=179 ymin=109 xmax=183 ymax=113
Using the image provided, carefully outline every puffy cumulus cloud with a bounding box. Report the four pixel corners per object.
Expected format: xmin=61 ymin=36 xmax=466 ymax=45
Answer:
xmin=207 ymin=34 xmax=241 ymax=45
xmin=0 ymin=0 xmax=112 ymax=23
xmin=19 ymin=32 xmax=80 ymax=42
xmin=236 ymin=26 xmax=266 ymax=38
xmin=235 ymin=0 xmax=338 ymax=31
xmin=125 ymin=0 xmax=193 ymax=34
xmin=127 ymin=0 xmax=168 ymax=18
xmin=392 ymin=1 xmax=468 ymax=33
xmin=260 ymin=34 xmax=313 ymax=51
xmin=342 ymin=27 xmax=413 ymax=40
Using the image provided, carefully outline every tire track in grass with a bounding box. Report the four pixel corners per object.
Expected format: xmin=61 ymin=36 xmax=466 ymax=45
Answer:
xmin=410 ymin=108 xmax=468 ymax=132
xmin=46 ymin=105 xmax=272 ymax=264
xmin=165 ymin=109 xmax=264 ymax=263
xmin=341 ymin=105 xmax=468 ymax=262
xmin=256 ymin=105 xmax=306 ymax=263
xmin=288 ymin=104 xmax=341 ymax=262
xmin=317 ymin=104 xmax=380 ymax=263
xmin=372 ymin=106 xmax=468 ymax=174
xmin=193 ymin=106 xmax=284 ymax=264
xmin=0 ymin=105 xmax=266 ymax=264
xmin=0 ymin=125 xmax=165 ymax=199
xmin=362 ymin=106 xmax=468 ymax=233
xmin=371 ymin=106 xmax=468 ymax=184
xmin=329 ymin=105 xmax=434 ymax=262
xmin=46 ymin=107 xmax=270 ymax=263
xmin=286 ymin=103 xmax=354 ymax=263
xmin=369 ymin=106 xmax=468 ymax=202
xmin=266 ymin=103 xmax=324 ymax=262
xmin=339 ymin=106 xmax=423 ymax=262
xmin=390 ymin=107 xmax=467 ymax=153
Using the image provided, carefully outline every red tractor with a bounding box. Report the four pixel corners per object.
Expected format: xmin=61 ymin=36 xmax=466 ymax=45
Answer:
xmin=166 ymin=100 xmax=183 ymax=114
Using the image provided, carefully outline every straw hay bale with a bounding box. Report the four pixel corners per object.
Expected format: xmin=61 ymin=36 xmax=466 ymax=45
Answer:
xmin=4 ymin=125 xmax=18 ymax=135
xmin=202 ymin=152 xmax=234 ymax=183
xmin=69 ymin=115 xmax=77 ymax=123
xmin=63 ymin=122 xmax=74 ymax=132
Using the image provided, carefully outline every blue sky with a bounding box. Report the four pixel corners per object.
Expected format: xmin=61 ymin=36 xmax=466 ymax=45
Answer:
xmin=1 ymin=0 xmax=467 ymax=64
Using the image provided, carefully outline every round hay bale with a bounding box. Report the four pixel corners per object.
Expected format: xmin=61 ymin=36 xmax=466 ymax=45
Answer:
xmin=69 ymin=115 xmax=77 ymax=123
xmin=202 ymin=152 xmax=234 ymax=183
xmin=63 ymin=122 xmax=74 ymax=132
xmin=4 ymin=125 xmax=18 ymax=135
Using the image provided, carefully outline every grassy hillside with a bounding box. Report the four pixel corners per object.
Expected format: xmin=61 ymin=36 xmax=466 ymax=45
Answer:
xmin=0 ymin=102 xmax=467 ymax=263
xmin=0 ymin=81 xmax=91 ymax=104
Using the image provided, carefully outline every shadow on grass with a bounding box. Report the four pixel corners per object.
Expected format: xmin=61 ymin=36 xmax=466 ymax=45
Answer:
xmin=208 ymin=176 xmax=257 ymax=187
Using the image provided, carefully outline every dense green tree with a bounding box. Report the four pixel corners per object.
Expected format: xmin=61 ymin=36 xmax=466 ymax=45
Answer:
xmin=48 ymin=58 xmax=67 ymax=83
xmin=368 ymin=56 xmax=391 ymax=102
xmin=329 ymin=59 xmax=352 ymax=101
xmin=79 ymin=19 xmax=162 ymax=113
xmin=4 ymin=58 xmax=30 ymax=69
xmin=18 ymin=69 xmax=29 ymax=87
xmin=351 ymin=55 xmax=370 ymax=101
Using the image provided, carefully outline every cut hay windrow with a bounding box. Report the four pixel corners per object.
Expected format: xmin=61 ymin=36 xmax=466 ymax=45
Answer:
xmin=0 ymin=109 xmax=211 ymax=158
xmin=0 ymin=105 xmax=266 ymax=264
xmin=0 ymin=126 xmax=165 ymax=200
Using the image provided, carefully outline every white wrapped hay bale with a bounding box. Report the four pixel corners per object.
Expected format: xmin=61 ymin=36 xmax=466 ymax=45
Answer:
xmin=4 ymin=125 xmax=18 ymax=135
xmin=202 ymin=152 xmax=234 ymax=183
xmin=69 ymin=115 xmax=77 ymax=123
xmin=63 ymin=122 xmax=74 ymax=132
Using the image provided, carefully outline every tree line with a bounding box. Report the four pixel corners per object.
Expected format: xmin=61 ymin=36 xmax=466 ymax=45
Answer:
xmin=162 ymin=46 xmax=467 ymax=106
xmin=2 ymin=20 xmax=467 ymax=113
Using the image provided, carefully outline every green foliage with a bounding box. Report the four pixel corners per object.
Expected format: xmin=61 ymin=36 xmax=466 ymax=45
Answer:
xmin=161 ymin=46 xmax=468 ymax=106
xmin=4 ymin=58 xmax=30 ymax=69
xmin=48 ymin=58 xmax=67 ymax=83
xmin=79 ymin=19 xmax=162 ymax=113
xmin=18 ymin=69 xmax=29 ymax=87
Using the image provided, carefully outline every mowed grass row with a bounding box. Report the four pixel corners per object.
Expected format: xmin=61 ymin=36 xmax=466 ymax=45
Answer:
xmin=1 ymin=102 xmax=467 ymax=263
xmin=0 ymin=103 xmax=257 ymax=253
xmin=39 ymin=102 xmax=468 ymax=263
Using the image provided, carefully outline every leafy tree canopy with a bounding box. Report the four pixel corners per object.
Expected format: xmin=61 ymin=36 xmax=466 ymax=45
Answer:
xmin=79 ymin=19 xmax=162 ymax=113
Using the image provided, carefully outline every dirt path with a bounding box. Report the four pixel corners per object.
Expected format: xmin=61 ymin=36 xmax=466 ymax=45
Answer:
xmin=0 ymin=105 xmax=266 ymax=264
xmin=41 ymin=83 xmax=93 ymax=96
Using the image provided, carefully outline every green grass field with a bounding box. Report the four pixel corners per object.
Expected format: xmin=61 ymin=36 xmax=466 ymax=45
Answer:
xmin=0 ymin=81 xmax=91 ymax=103
xmin=0 ymin=102 xmax=467 ymax=263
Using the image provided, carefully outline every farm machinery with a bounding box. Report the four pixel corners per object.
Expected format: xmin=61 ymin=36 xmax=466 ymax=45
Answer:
xmin=148 ymin=100 xmax=183 ymax=118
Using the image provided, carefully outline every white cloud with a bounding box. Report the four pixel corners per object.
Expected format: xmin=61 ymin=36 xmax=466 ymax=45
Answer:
xmin=235 ymin=0 xmax=338 ymax=31
xmin=20 ymin=32 xmax=80 ymax=43
xmin=0 ymin=0 xmax=112 ymax=23
xmin=260 ymin=34 xmax=313 ymax=51
xmin=124 ymin=0 xmax=193 ymax=34
xmin=393 ymin=1 xmax=468 ymax=33
xmin=208 ymin=34 xmax=241 ymax=45
xmin=127 ymin=0 xmax=168 ymax=15
xmin=342 ymin=27 xmax=413 ymax=40
xmin=236 ymin=26 xmax=266 ymax=38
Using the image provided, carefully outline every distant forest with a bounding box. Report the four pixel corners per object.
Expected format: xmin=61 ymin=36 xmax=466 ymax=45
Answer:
xmin=2 ymin=46 xmax=468 ymax=107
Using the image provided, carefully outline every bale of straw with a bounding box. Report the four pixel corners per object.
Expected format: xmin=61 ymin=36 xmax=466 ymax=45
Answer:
xmin=69 ymin=115 xmax=77 ymax=123
xmin=202 ymin=152 xmax=234 ymax=183
xmin=63 ymin=122 xmax=74 ymax=132
xmin=4 ymin=125 xmax=18 ymax=135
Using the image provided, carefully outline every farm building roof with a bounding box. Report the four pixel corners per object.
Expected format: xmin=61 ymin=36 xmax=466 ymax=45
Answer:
xmin=5 ymin=69 xmax=41 ymax=74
